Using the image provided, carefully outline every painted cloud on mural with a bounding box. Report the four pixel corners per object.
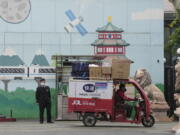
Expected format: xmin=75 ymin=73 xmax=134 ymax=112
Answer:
xmin=36 ymin=49 xmax=45 ymax=56
xmin=132 ymin=8 xmax=163 ymax=20
xmin=0 ymin=0 xmax=31 ymax=23
xmin=3 ymin=48 xmax=17 ymax=56
xmin=78 ymin=0 xmax=97 ymax=14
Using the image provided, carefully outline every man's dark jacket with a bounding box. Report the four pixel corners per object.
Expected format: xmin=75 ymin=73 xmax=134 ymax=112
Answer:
xmin=36 ymin=86 xmax=51 ymax=104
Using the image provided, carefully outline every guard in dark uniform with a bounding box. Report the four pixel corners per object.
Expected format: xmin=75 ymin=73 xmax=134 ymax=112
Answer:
xmin=36 ymin=78 xmax=53 ymax=124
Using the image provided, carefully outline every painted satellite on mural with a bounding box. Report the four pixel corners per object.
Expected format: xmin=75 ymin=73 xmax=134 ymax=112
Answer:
xmin=64 ymin=9 xmax=88 ymax=36
xmin=0 ymin=0 xmax=31 ymax=23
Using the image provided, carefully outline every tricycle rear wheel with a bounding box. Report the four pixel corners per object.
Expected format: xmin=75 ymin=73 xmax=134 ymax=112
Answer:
xmin=83 ymin=113 xmax=97 ymax=127
xmin=142 ymin=115 xmax=155 ymax=127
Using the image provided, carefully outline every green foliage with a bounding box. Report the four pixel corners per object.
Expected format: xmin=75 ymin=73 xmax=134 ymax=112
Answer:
xmin=165 ymin=9 xmax=180 ymax=55
xmin=0 ymin=88 xmax=57 ymax=119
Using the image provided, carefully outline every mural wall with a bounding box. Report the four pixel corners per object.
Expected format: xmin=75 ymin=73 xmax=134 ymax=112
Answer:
xmin=0 ymin=0 xmax=164 ymax=118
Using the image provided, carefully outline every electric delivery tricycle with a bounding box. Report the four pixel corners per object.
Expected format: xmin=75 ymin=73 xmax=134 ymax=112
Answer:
xmin=68 ymin=79 xmax=155 ymax=127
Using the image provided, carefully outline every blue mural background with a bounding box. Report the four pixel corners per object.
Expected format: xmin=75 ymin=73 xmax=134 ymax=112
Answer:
xmin=0 ymin=0 xmax=164 ymax=118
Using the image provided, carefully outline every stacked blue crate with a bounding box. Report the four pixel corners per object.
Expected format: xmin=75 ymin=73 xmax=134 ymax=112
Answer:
xmin=71 ymin=62 xmax=89 ymax=80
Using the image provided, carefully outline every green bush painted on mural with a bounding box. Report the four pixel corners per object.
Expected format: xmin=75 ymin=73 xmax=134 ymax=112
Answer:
xmin=155 ymin=83 xmax=164 ymax=93
xmin=0 ymin=88 xmax=57 ymax=119
xmin=0 ymin=84 xmax=164 ymax=119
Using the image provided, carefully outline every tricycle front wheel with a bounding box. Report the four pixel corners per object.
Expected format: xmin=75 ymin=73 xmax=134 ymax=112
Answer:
xmin=83 ymin=113 xmax=97 ymax=127
xmin=142 ymin=115 xmax=155 ymax=127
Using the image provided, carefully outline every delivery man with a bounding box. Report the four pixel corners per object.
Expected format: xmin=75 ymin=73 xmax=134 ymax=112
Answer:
xmin=36 ymin=78 xmax=53 ymax=124
xmin=115 ymin=83 xmax=136 ymax=118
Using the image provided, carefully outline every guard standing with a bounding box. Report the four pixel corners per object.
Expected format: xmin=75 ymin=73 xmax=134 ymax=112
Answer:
xmin=36 ymin=78 xmax=53 ymax=124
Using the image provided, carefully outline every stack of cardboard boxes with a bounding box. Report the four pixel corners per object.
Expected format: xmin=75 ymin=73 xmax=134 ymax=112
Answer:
xmin=111 ymin=59 xmax=131 ymax=79
xmin=89 ymin=57 xmax=131 ymax=80
xmin=89 ymin=66 xmax=102 ymax=80
xmin=102 ymin=67 xmax=112 ymax=80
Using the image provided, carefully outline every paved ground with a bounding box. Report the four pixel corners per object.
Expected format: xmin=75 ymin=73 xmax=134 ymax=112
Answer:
xmin=0 ymin=120 xmax=177 ymax=135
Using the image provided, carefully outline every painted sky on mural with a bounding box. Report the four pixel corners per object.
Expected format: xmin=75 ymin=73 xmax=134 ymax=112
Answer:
xmin=0 ymin=0 xmax=164 ymax=87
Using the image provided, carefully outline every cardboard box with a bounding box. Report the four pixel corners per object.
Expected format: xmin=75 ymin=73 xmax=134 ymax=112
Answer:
xmin=102 ymin=74 xmax=111 ymax=80
xmin=112 ymin=59 xmax=131 ymax=79
xmin=89 ymin=67 xmax=102 ymax=80
xmin=102 ymin=67 xmax=112 ymax=74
